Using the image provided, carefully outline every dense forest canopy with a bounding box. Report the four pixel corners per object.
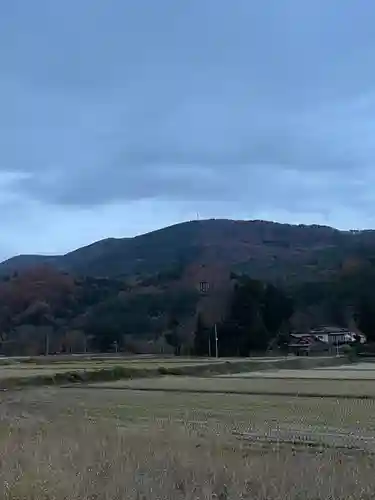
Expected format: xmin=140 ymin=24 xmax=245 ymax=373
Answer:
xmin=0 ymin=258 xmax=374 ymax=356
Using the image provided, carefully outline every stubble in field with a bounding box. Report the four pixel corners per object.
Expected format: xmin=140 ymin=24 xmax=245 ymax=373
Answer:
xmin=1 ymin=388 xmax=375 ymax=499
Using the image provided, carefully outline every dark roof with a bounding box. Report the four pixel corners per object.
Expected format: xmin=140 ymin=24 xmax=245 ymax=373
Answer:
xmin=290 ymin=333 xmax=314 ymax=338
xmin=289 ymin=334 xmax=328 ymax=346
xmin=310 ymin=326 xmax=350 ymax=334
xmin=290 ymin=335 xmax=316 ymax=345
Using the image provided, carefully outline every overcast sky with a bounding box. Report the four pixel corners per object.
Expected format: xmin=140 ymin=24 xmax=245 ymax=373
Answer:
xmin=2 ymin=1 xmax=375 ymax=260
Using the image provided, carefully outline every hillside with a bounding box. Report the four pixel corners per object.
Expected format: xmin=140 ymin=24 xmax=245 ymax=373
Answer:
xmin=0 ymin=254 xmax=60 ymax=275
xmin=2 ymin=219 xmax=375 ymax=284
xmin=2 ymin=219 xmax=375 ymax=355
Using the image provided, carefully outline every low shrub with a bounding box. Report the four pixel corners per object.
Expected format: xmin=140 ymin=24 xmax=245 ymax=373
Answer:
xmin=341 ymin=344 xmax=357 ymax=362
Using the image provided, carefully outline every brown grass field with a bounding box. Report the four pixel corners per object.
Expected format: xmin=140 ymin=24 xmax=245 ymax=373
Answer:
xmin=0 ymin=355 xmax=287 ymax=374
xmin=0 ymin=360 xmax=212 ymax=378
xmin=88 ymin=372 xmax=375 ymax=398
xmin=1 ymin=384 xmax=375 ymax=498
xmin=2 ymin=359 xmax=375 ymax=499
xmin=0 ymin=355 xmax=345 ymax=389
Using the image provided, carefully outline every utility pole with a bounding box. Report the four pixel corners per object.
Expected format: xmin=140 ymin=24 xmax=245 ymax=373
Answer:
xmin=214 ymin=323 xmax=218 ymax=358
xmin=208 ymin=330 xmax=211 ymax=357
xmin=45 ymin=330 xmax=49 ymax=356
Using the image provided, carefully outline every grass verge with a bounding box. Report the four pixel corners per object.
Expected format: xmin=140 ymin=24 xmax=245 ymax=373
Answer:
xmin=0 ymin=356 xmax=346 ymax=390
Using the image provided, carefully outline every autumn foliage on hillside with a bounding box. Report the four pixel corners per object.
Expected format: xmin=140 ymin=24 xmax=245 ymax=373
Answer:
xmin=0 ymin=265 xmax=202 ymax=355
xmin=0 ymin=266 xmax=75 ymax=314
xmin=1 ymin=221 xmax=375 ymax=356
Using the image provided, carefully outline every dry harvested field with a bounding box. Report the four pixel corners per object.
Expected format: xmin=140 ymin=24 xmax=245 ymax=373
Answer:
xmin=88 ymin=369 xmax=375 ymax=398
xmin=0 ymin=355 xmax=344 ymax=388
xmin=2 ymin=386 xmax=375 ymax=499
xmin=2 ymin=359 xmax=375 ymax=498
xmin=0 ymin=355 xmax=287 ymax=370
xmin=0 ymin=360 xmax=212 ymax=378
xmin=0 ymin=356 xmax=251 ymax=381
xmin=219 ymin=364 xmax=375 ymax=380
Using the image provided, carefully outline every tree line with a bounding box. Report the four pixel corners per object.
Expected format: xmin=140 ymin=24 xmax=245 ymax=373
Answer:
xmin=1 ymin=259 xmax=375 ymax=356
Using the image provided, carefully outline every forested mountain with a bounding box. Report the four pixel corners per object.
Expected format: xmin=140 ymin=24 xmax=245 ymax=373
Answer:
xmin=3 ymin=219 xmax=375 ymax=283
xmin=1 ymin=218 xmax=375 ymax=356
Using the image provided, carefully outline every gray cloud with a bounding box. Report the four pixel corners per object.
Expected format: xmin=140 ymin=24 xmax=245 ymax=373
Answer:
xmin=2 ymin=0 xmax=375 ymax=257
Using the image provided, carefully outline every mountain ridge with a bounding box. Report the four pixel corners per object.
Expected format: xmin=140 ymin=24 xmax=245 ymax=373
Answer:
xmin=2 ymin=218 xmax=375 ymax=283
